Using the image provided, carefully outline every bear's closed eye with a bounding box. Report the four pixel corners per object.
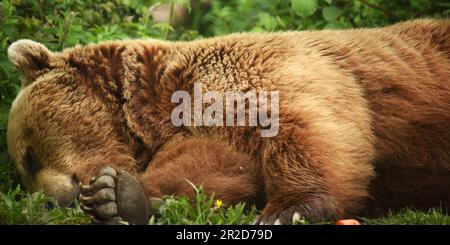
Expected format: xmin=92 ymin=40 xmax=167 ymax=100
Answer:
xmin=23 ymin=146 xmax=42 ymax=175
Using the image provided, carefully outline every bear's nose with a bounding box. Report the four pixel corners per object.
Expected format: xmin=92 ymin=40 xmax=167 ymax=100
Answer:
xmin=54 ymin=175 xmax=80 ymax=207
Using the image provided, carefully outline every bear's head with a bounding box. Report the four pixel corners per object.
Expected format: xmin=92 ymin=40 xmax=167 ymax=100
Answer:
xmin=7 ymin=40 xmax=82 ymax=206
xmin=7 ymin=39 xmax=172 ymax=206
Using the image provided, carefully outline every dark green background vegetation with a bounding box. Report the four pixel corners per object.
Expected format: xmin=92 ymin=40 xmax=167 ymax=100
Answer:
xmin=0 ymin=0 xmax=449 ymax=224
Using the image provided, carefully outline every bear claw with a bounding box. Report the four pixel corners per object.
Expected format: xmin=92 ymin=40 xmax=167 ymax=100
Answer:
xmin=79 ymin=166 xmax=151 ymax=225
xmin=254 ymin=204 xmax=335 ymax=225
xmin=255 ymin=211 xmax=303 ymax=225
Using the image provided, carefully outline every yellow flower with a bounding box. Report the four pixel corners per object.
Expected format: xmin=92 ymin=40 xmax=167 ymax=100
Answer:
xmin=215 ymin=199 xmax=223 ymax=209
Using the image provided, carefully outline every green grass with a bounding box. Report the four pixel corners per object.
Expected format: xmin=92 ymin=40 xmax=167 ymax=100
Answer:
xmin=363 ymin=209 xmax=450 ymax=225
xmin=149 ymin=183 xmax=257 ymax=225
xmin=1 ymin=0 xmax=449 ymax=225
xmin=0 ymin=186 xmax=90 ymax=225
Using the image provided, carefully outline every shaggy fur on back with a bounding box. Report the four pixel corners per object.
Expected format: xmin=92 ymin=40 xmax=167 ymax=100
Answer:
xmin=7 ymin=19 xmax=450 ymax=223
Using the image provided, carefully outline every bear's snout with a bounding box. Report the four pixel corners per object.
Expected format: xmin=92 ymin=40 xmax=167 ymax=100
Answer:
xmin=35 ymin=170 xmax=80 ymax=207
xmin=53 ymin=175 xmax=80 ymax=207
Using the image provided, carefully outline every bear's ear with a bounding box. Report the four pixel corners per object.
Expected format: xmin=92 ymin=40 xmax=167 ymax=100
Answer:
xmin=8 ymin=39 xmax=53 ymax=85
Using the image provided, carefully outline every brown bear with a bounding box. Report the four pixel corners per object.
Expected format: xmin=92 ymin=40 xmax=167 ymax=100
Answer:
xmin=6 ymin=19 xmax=450 ymax=225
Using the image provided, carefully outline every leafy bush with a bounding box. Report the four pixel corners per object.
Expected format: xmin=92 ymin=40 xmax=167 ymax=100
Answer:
xmin=0 ymin=0 xmax=448 ymax=224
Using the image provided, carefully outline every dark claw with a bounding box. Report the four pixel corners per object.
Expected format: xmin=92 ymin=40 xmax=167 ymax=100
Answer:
xmin=80 ymin=203 xmax=92 ymax=210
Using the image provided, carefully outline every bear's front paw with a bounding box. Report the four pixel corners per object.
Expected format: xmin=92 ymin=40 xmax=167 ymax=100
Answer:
xmin=79 ymin=166 xmax=150 ymax=225
xmin=255 ymin=201 xmax=338 ymax=225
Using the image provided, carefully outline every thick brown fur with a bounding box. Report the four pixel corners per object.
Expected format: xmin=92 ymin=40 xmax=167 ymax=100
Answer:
xmin=7 ymin=19 xmax=450 ymax=222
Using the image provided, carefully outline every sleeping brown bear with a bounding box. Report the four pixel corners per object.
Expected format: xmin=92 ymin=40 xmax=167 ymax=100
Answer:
xmin=7 ymin=19 xmax=450 ymax=225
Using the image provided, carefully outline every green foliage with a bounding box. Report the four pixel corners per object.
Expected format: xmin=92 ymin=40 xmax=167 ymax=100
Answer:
xmin=200 ymin=0 xmax=449 ymax=34
xmin=362 ymin=208 xmax=450 ymax=225
xmin=291 ymin=0 xmax=319 ymax=18
xmin=0 ymin=186 xmax=90 ymax=224
xmin=150 ymin=183 xmax=257 ymax=225
xmin=0 ymin=0 xmax=448 ymax=224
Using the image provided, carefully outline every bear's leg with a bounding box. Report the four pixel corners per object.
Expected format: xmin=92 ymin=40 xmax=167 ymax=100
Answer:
xmin=138 ymin=137 xmax=265 ymax=207
xmin=79 ymin=137 xmax=264 ymax=224
xmin=256 ymin=125 xmax=374 ymax=225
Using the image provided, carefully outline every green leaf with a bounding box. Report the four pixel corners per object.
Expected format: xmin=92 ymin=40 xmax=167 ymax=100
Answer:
xmin=323 ymin=20 xmax=348 ymax=30
xmin=152 ymin=22 xmax=175 ymax=32
xmin=291 ymin=0 xmax=318 ymax=17
xmin=259 ymin=13 xmax=278 ymax=30
xmin=322 ymin=6 xmax=341 ymax=21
